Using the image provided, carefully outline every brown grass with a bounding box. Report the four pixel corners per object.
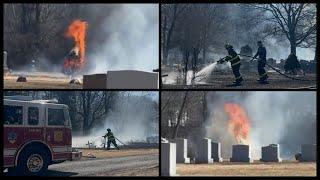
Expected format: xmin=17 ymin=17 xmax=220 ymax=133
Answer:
xmin=177 ymin=161 xmax=316 ymax=176
xmin=80 ymin=148 xmax=159 ymax=158
xmin=162 ymin=72 xmax=316 ymax=89
xmin=4 ymin=74 xmax=82 ymax=89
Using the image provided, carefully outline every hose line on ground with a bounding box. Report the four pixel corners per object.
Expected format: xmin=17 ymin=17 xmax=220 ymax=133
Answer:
xmin=238 ymin=54 xmax=316 ymax=81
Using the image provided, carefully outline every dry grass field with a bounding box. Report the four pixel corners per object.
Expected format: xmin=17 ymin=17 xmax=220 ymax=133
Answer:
xmin=79 ymin=148 xmax=159 ymax=158
xmin=176 ymin=160 xmax=316 ymax=176
xmin=4 ymin=73 xmax=82 ymax=89
xmin=162 ymin=71 xmax=316 ymax=89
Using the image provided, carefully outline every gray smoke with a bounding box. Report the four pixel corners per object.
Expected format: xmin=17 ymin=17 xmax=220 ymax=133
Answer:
xmin=205 ymin=91 xmax=316 ymax=159
xmin=72 ymin=92 xmax=159 ymax=148
xmin=86 ymin=4 xmax=159 ymax=74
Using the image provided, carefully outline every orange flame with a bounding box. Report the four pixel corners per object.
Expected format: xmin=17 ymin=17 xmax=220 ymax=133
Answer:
xmin=224 ymin=103 xmax=250 ymax=144
xmin=65 ymin=20 xmax=88 ymax=66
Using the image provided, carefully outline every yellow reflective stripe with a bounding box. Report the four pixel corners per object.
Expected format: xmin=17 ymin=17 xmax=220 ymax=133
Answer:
xmin=235 ymin=76 xmax=242 ymax=79
xmin=260 ymin=72 xmax=268 ymax=77
xmin=231 ymin=61 xmax=241 ymax=66
xmin=229 ymin=55 xmax=240 ymax=62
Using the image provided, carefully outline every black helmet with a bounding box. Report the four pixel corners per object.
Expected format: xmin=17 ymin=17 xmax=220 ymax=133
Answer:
xmin=107 ymin=128 xmax=111 ymax=132
xmin=225 ymin=43 xmax=233 ymax=49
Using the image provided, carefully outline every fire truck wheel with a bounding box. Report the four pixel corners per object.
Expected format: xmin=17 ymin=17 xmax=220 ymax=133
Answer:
xmin=18 ymin=146 xmax=50 ymax=176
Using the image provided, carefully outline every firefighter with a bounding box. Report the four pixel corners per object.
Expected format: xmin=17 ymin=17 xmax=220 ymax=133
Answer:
xmin=222 ymin=44 xmax=243 ymax=85
xmin=104 ymin=128 xmax=119 ymax=150
xmin=284 ymin=53 xmax=305 ymax=75
xmin=252 ymin=41 xmax=268 ymax=83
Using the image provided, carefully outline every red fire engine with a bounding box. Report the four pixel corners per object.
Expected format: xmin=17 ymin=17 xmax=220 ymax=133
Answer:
xmin=3 ymin=96 xmax=72 ymax=175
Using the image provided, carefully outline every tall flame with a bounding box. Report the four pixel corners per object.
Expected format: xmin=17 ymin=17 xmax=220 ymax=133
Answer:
xmin=224 ymin=103 xmax=250 ymax=144
xmin=65 ymin=20 xmax=88 ymax=66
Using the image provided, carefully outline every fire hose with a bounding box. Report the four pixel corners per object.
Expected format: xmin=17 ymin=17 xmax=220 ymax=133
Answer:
xmin=238 ymin=54 xmax=316 ymax=81
xmin=102 ymin=136 xmax=127 ymax=147
xmin=114 ymin=137 xmax=127 ymax=146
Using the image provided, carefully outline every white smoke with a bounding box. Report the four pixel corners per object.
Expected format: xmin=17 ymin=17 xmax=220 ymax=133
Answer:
xmin=72 ymin=92 xmax=158 ymax=148
xmin=87 ymin=4 xmax=158 ymax=74
xmin=205 ymin=91 xmax=316 ymax=160
xmin=164 ymin=62 xmax=230 ymax=85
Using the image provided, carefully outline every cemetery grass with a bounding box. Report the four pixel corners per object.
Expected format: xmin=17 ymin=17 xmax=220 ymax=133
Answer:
xmin=176 ymin=160 xmax=316 ymax=176
xmin=162 ymin=72 xmax=316 ymax=89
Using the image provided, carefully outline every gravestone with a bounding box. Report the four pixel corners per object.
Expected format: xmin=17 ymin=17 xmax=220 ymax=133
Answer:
xmin=300 ymin=144 xmax=316 ymax=162
xmin=172 ymin=138 xmax=190 ymax=163
xmin=196 ymin=138 xmax=213 ymax=164
xmin=260 ymin=144 xmax=282 ymax=162
xmin=211 ymin=142 xmax=223 ymax=162
xmin=230 ymin=144 xmax=253 ymax=162
xmin=161 ymin=142 xmax=177 ymax=176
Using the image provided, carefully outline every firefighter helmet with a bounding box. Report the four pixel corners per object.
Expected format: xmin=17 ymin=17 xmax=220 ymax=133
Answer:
xmin=225 ymin=44 xmax=233 ymax=49
xmin=107 ymin=128 xmax=111 ymax=132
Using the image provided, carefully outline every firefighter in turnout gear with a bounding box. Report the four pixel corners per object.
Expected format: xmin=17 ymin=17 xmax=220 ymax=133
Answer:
xmin=253 ymin=41 xmax=268 ymax=83
xmin=104 ymin=128 xmax=120 ymax=150
xmin=222 ymin=44 xmax=243 ymax=85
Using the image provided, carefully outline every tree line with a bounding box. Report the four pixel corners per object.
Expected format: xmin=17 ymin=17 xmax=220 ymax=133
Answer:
xmin=161 ymin=4 xmax=316 ymax=83
xmin=4 ymin=91 xmax=159 ymax=136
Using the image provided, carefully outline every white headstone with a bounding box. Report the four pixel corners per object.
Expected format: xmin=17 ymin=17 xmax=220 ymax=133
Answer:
xmin=4 ymin=51 xmax=9 ymax=74
xmin=161 ymin=142 xmax=177 ymax=176
xmin=173 ymin=138 xmax=190 ymax=163
xmin=83 ymin=70 xmax=158 ymax=89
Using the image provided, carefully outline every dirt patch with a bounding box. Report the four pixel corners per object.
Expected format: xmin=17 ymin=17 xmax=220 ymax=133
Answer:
xmin=177 ymin=161 xmax=316 ymax=176
xmin=80 ymin=148 xmax=159 ymax=158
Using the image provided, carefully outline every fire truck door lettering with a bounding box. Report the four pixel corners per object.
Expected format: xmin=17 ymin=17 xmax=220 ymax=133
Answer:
xmin=54 ymin=131 xmax=63 ymax=142
xmin=8 ymin=131 xmax=17 ymax=144
xmin=29 ymin=128 xmax=41 ymax=133
xmin=4 ymin=148 xmax=17 ymax=156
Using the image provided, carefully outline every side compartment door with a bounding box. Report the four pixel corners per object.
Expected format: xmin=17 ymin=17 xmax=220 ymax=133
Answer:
xmin=45 ymin=104 xmax=71 ymax=160
xmin=24 ymin=104 xmax=45 ymax=142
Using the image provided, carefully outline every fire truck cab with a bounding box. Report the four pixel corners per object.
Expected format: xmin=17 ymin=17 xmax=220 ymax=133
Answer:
xmin=3 ymin=96 xmax=72 ymax=175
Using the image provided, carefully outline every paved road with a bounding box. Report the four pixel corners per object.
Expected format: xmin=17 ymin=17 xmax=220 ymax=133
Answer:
xmin=4 ymin=154 xmax=158 ymax=176
xmin=47 ymin=154 xmax=158 ymax=176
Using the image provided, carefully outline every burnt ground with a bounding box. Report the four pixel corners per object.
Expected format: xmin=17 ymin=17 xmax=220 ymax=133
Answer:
xmin=162 ymin=71 xmax=316 ymax=89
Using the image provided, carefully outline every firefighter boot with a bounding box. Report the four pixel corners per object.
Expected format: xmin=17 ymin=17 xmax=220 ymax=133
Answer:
xmin=258 ymin=75 xmax=268 ymax=83
xmin=233 ymin=77 xmax=243 ymax=85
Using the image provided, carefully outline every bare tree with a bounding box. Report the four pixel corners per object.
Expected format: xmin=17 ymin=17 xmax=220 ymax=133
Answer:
xmin=172 ymin=91 xmax=189 ymax=139
xmin=161 ymin=4 xmax=187 ymax=65
xmin=249 ymin=4 xmax=316 ymax=55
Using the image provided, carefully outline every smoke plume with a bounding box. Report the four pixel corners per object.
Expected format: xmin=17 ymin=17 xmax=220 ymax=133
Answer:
xmin=205 ymin=91 xmax=316 ymax=159
xmin=72 ymin=92 xmax=158 ymax=148
xmin=86 ymin=4 xmax=159 ymax=74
